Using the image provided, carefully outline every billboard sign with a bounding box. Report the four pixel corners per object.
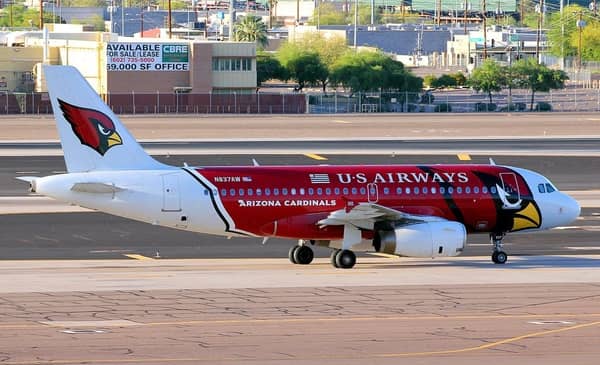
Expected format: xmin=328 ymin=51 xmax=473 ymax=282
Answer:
xmin=106 ymin=43 xmax=189 ymax=71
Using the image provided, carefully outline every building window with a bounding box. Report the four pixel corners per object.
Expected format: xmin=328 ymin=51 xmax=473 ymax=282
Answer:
xmin=212 ymin=57 xmax=253 ymax=72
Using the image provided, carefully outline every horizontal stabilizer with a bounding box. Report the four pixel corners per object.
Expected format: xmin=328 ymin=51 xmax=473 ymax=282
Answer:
xmin=71 ymin=182 xmax=125 ymax=194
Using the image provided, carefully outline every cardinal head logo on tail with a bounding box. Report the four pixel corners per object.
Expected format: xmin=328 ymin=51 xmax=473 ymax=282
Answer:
xmin=58 ymin=99 xmax=122 ymax=156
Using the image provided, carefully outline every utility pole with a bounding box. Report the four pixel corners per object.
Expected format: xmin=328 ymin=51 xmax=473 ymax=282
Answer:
xmin=464 ymin=0 xmax=468 ymax=34
xmin=436 ymin=0 xmax=442 ymax=25
xmin=39 ymin=0 xmax=43 ymax=30
xmin=577 ymin=11 xmax=585 ymax=71
xmin=535 ymin=0 xmax=544 ymax=64
xmin=168 ymin=0 xmax=172 ymax=38
xmin=353 ymin=0 xmax=358 ymax=50
xmin=520 ymin=0 xmax=524 ymax=26
xmin=482 ymin=0 xmax=487 ymax=59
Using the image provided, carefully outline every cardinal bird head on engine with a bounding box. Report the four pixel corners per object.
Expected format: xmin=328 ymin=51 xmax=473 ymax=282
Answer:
xmin=58 ymin=99 xmax=122 ymax=156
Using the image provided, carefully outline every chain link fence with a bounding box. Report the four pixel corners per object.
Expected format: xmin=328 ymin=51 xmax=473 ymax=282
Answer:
xmin=307 ymin=87 xmax=600 ymax=113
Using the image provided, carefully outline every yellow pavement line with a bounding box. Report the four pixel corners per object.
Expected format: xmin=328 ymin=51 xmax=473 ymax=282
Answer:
xmin=377 ymin=320 xmax=600 ymax=358
xmin=457 ymin=153 xmax=472 ymax=161
xmin=334 ymin=120 xmax=351 ymax=124
xmin=123 ymin=254 xmax=154 ymax=260
xmin=304 ymin=153 xmax=328 ymax=161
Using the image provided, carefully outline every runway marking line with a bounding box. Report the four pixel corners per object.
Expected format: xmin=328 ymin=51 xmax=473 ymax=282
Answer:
xmin=368 ymin=252 xmax=399 ymax=259
xmin=123 ymin=254 xmax=154 ymax=261
xmin=304 ymin=153 xmax=328 ymax=161
xmin=457 ymin=153 xmax=472 ymax=161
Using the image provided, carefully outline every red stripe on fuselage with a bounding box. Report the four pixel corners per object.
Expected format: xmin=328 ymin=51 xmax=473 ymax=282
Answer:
xmin=195 ymin=165 xmax=532 ymax=239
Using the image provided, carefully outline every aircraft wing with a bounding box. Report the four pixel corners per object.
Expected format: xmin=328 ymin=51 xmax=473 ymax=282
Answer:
xmin=317 ymin=203 xmax=444 ymax=230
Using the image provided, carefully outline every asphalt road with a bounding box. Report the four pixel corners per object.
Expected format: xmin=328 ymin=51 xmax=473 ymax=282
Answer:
xmin=2 ymin=137 xmax=600 ymax=156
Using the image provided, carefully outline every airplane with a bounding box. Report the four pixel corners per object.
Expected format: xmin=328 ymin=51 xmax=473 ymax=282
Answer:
xmin=18 ymin=65 xmax=581 ymax=269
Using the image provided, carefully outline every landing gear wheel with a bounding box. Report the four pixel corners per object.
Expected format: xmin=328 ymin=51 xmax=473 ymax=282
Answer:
xmin=288 ymin=246 xmax=299 ymax=264
xmin=492 ymin=251 xmax=508 ymax=264
xmin=490 ymin=233 xmax=508 ymax=265
xmin=330 ymin=250 xmax=340 ymax=268
xmin=334 ymin=250 xmax=356 ymax=269
xmin=293 ymin=245 xmax=314 ymax=265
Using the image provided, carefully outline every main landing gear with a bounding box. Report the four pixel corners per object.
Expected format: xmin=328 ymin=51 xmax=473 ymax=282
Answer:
xmin=330 ymin=249 xmax=356 ymax=269
xmin=288 ymin=242 xmax=314 ymax=265
xmin=490 ymin=233 xmax=508 ymax=264
xmin=288 ymin=241 xmax=357 ymax=269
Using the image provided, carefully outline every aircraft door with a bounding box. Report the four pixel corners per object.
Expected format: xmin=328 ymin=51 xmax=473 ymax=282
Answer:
xmin=161 ymin=173 xmax=181 ymax=212
xmin=499 ymin=172 xmax=520 ymax=202
xmin=367 ymin=183 xmax=379 ymax=203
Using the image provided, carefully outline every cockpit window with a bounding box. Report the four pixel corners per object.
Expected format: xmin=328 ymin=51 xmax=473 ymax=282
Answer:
xmin=545 ymin=183 xmax=556 ymax=193
xmin=538 ymin=184 xmax=546 ymax=193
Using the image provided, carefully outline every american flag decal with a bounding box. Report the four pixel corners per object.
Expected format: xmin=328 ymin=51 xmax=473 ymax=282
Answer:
xmin=242 ymin=176 xmax=252 ymax=182
xmin=309 ymin=173 xmax=330 ymax=184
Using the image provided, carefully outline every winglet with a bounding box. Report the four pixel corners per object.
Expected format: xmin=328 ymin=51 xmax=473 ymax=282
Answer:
xmin=489 ymin=158 xmax=497 ymax=165
xmin=252 ymin=159 xmax=260 ymax=166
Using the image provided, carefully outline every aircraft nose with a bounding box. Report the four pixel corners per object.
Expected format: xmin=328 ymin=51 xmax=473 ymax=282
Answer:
xmin=540 ymin=193 xmax=580 ymax=229
xmin=560 ymin=194 xmax=581 ymax=225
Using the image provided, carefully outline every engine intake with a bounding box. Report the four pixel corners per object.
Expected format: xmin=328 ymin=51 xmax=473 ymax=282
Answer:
xmin=374 ymin=221 xmax=466 ymax=258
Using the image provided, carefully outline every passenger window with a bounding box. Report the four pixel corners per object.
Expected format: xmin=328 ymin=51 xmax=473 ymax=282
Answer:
xmin=465 ymin=187 xmax=471 ymax=194
xmin=265 ymin=188 xmax=271 ymax=196
xmin=273 ymin=188 xmax=279 ymax=196
xmin=448 ymin=186 xmax=454 ymax=194
xmin=351 ymin=187 xmax=358 ymax=195
xmin=360 ymin=187 xmax=366 ymax=195
xmin=422 ymin=187 xmax=428 ymax=194
xmin=396 ymin=187 xmax=402 ymax=195
xmin=308 ymin=188 xmax=314 ymax=195
xmin=291 ymin=188 xmax=296 ymax=195
xmin=431 ymin=187 xmax=437 ymax=194
xmin=413 ymin=187 xmax=419 ymax=195
xmin=456 ymin=187 xmax=462 ymax=194
xmin=317 ymin=188 xmax=323 ymax=195
xmin=343 ymin=187 xmax=349 ymax=195
xmin=229 ymin=188 xmax=236 ymax=196
xmin=221 ymin=189 xmax=227 ymax=196
xmin=490 ymin=186 xmax=497 ymax=194
xmin=538 ymin=184 xmax=546 ymax=193
xmin=300 ymin=188 xmax=305 ymax=195
xmin=440 ymin=186 xmax=446 ymax=194
xmin=405 ymin=187 xmax=411 ymax=194
xmin=482 ymin=186 xmax=488 ymax=194
xmin=282 ymin=188 xmax=288 ymax=195
xmin=474 ymin=186 xmax=480 ymax=194
xmin=256 ymin=188 xmax=262 ymax=196
xmin=384 ymin=187 xmax=390 ymax=195
xmin=326 ymin=188 xmax=332 ymax=195
xmin=247 ymin=189 xmax=253 ymax=196
xmin=334 ymin=187 xmax=340 ymax=195
xmin=238 ymin=188 xmax=245 ymax=196
xmin=546 ymin=183 xmax=555 ymax=193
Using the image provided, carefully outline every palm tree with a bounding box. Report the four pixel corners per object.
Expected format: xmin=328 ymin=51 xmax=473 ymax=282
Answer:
xmin=233 ymin=15 xmax=268 ymax=49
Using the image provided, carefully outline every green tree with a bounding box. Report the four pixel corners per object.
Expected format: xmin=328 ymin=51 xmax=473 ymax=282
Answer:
xmin=256 ymin=52 xmax=287 ymax=86
xmin=0 ymin=5 xmax=60 ymax=28
xmin=292 ymin=32 xmax=347 ymax=91
xmin=547 ymin=5 xmax=587 ymax=58
xmin=330 ymin=50 xmax=421 ymax=94
xmin=512 ymin=58 xmax=569 ymax=111
xmin=233 ymin=14 xmax=268 ymax=49
xmin=309 ymin=3 xmax=347 ymax=25
xmin=573 ymin=21 xmax=600 ymax=61
xmin=467 ymin=59 xmax=506 ymax=104
xmin=285 ymin=52 xmax=328 ymax=91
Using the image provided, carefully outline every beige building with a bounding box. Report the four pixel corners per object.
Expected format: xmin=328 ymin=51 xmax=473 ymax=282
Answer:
xmin=0 ymin=24 xmax=256 ymax=95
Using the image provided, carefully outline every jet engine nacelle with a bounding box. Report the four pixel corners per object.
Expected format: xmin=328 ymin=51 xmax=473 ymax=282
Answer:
xmin=374 ymin=221 xmax=466 ymax=258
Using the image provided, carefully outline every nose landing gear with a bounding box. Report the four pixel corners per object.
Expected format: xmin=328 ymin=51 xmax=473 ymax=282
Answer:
xmin=490 ymin=233 xmax=508 ymax=264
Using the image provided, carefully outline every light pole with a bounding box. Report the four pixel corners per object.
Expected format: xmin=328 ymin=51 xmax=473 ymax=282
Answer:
xmin=353 ymin=0 xmax=358 ymax=51
xmin=577 ymin=11 xmax=586 ymax=72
